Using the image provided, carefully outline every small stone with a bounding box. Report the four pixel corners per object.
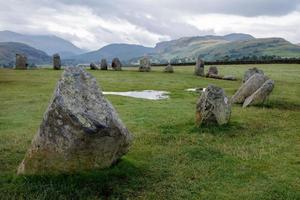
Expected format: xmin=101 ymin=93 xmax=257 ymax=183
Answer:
xmin=15 ymin=54 xmax=28 ymax=70
xmin=194 ymin=56 xmax=204 ymax=76
xmin=231 ymin=74 xmax=268 ymax=104
xmin=196 ymin=85 xmax=231 ymax=126
xmin=243 ymin=67 xmax=264 ymax=82
xmin=100 ymin=59 xmax=108 ymax=70
xmin=112 ymin=58 xmax=122 ymax=71
xmin=17 ymin=67 xmax=132 ymax=175
xmin=139 ymin=57 xmax=151 ymax=72
xmin=223 ymin=75 xmax=237 ymax=81
xmin=207 ymin=66 xmax=218 ymax=76
xmin=53 ymin=54 xmax=61 ymax=70
xmin=90 ymin=62 xmax=98 ymax=70
xmin=164 ymin=63 xmax=174 ymax=73
xmin=207 ymin=74 xmax=223 ymax=79
xmin=243 ymin=79 xmax=275 ymax=108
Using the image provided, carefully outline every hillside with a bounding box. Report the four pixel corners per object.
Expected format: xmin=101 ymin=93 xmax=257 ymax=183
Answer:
xmin=0 ymin=42 xmax=51 ymax=66
xmin=0 ymin=31 xmax=85 ymax=57
xmin=66 ymin=43 xmax=154 ymax=64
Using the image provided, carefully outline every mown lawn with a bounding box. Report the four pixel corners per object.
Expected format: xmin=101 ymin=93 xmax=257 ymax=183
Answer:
xmin=0 ymin=64 xmax=299 ymax=199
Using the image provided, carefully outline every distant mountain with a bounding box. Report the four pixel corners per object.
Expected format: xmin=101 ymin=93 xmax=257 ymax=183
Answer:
xmin=67 ymin=43 xmax=154 ymax=64
xmin=0 ymin=42 xmax=51 ymax=66
xmin=0 ymin=31 xmax=85 ymax=57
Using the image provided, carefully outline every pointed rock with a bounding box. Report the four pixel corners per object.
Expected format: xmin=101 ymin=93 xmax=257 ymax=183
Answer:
xmin=100 ymin=59 xmax=108 ymax=70
xmin=17 ymin=67 xmax=132 ymax=175
xmin=112 ymin=58 xmax=122 ymax=71
xmin=139 ymin=57 xmax=151 ymax=72
xmin=53 ymin=54 xmax=61 ymax=70
xmin=194 ymin=56 xmax=204 ymax=76
xmin=164 ymin=63 xmax=174 ymax=73
xmin=243 ymin=67 xmax=264 ymax=82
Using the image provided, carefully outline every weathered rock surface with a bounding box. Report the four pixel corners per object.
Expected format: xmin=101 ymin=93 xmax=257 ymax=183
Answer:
xmin=207 ymin=66 xmax=218 ymax=76
xmin=139 ymin=57 xmax=151 ymax=72
xmin=112 ymin=58 xmax=122 ymax=71
xmin=223 ymin=75 xmax=237 ymax=81
xmin=243 ymin=79 xmax=275 ymax=108
xmin=17 ymin=67 xmax=132 ymax=175
xmin=164 ymin=63 xmax=174 ymax=73
xmin=196 ymin=85 xmax=231 ymax=126
xmin=15 ymin=54 xmax=28 ymax=70
xmin=100 ymin=59 xmax=108 ymax=70
xmin=207 ymin=74 xmax=223 ymax=79
xmin=231 ymin=74 xmax=268 ymax=104
xmin=90 ymin=62 xmax=98 ymax=70
xmin=53 ymin=54 xmax=61 ymax=70
xmin=243 ymin=67 xmax=264 ymax=82
xmin=194 ymin=56 xmax=204 ymax=76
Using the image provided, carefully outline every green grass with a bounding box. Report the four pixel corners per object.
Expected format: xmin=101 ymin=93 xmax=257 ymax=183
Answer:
xmin=0 ymin=64 xmax=300 ymax=199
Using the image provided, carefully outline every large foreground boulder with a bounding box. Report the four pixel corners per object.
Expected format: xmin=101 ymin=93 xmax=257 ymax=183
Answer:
xmin=194 ymin=56 xmax=204 ymax=76
xmin=112 ymin=58 xmax=122 ymax=71
xmin=164 ymin=63 xmax=174 ymax=73
xmin=53 ymin=54 xmax=61 ymax=70
xmin=196 ymin=85 xmax=231 ymax=126
xmin=17 ymin=67 xmax=132 ymax=175
xmin=139 ymin=57 xmax=151 ymax=72
xmin=100 ymin=59 xmax=108 ymax=70
xmin=243 ymin=67 xmax=264 ymax=82
xmin=15 ymin=54 xmax=28 ymax=70
xmin=243 ymin=79 xmax=275 ymax=108
xmin=231 ymin=74 xmax=268 ymax=104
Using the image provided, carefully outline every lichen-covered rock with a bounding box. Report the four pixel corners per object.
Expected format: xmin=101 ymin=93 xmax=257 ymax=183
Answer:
xmin=207 ymin=66 xmax=218 ymax=76
xmin=164 ymin=63 xmax=174 ymax=73
xmin=243 ymin=67 xmax=264 ymax=82
xmin=53 ymin=54 xmax=61 ymax=70
xmin=243 ymin=79 xmax=275 ymax=108
xmin=17 ymin=67 xmax=132 ymax=175
xmin=112 ymin=58 xmax=122 ymax=71
xmin=231 ymin=74 xmax=268 ymax=104
xmin=139 ymin=57 xmax=151 ymax=72
xmin=90 ymin=62 xmax=98 ymax=70
xmin=194 ymin=56 xmax=204 ymax=76
xmin=15 ymin=54 xmax=28 ymax=70
xmin=196 ymin=85 xmax=231 ymax=126
xmin=100 ymin=59 xmax=108 ymax=70
xmin=223 ymin=75 xmax=237 ymax=81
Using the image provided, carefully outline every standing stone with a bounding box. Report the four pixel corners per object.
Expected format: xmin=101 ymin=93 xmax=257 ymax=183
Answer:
xmin=164 ymin=62 xmax=174 ymax=73
xmin=112 ymin=58 xmax=122 ymax=71
xmin=15 ymin=54 xmax=28 ymax=70
xmin=139 ymin=57 xmax=151 ymax=72
xmin=243 ymin=67 xmax=264 ymax=82
xmin=194 ymin=56 xmax=204 ymax=76
xmin=100 ymin=59 xmax=108 ymax=70
xmin=90 ymin=62 xmax=98 ymax=70
xmin=231 ymin=74 xmax=268 ymax=104
xmin=53 ymin=54 xmax=61 ymax=70
xmin=196 ymin=85 xmax=231 ymax=126
xmin=207 ymin=66 xmax=218 ymax=76
xmin=17 ymin=67 xmax=132 ymax=175
xmin=243 ymin=79 xmax=275 ymax=108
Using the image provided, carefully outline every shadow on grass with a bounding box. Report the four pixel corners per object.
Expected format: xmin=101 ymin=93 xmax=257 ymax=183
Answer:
xmin=189 ymin=121 xmax=247 ymax=137
xmin=7 ymin=159 xmax=148 ymax=199
xmin=253 ymin=100 xmax=300 ymax=111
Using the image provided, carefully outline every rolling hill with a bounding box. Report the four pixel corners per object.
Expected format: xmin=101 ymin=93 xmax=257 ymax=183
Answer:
xmin=0 ymin=31 xmax=85 ymax=57
xmin=0 ymin=42 xmax=51 ymax=66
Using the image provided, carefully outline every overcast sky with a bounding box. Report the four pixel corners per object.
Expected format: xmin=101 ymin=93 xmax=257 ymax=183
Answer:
xmin=0 ymin=0 xmax=300 ymax=50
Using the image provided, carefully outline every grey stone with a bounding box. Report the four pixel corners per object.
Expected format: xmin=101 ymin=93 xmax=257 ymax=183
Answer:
xmin=194 ymin=56 xmax=204 ymax=76
xmin=223 ymin=75 xmax=237 ymax=81
xmin=112 ymin=58 xmax=122 ymax=71
xmin=231 ymin=74 xmax=268 ymax=104
xmin=207 ymin=66 xmax=218 ymax=76
xmin=164 ymin=63 xmax=174 ymax=73
xmin=139 ymin=57 xmax=151 ymax=72
xmin=207 ymin=74 xmax=223 ymax=79
xmin=17 ymin=67 xmax=132 ymax=175
xmin=53 ymin=54 xmax=61 ymax=70
xmin=100 ymin=59 xmax=108 ymax=70
xmin=243 ymin=79 xmax=275 ymax=108
xmin=196 ymin=85 xmax=231 ymax=126
xmin=15 ymin=54 xmax=28 ymax=70
xmin=90 ymin=62 xmax=98 ymax=70
xmin=243 ymin=67 xmax=264 ymax=82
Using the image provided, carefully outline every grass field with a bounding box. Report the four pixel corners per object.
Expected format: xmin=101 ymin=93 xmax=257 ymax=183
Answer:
xmin=0 ymin=64 xmax=300 ymax=199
